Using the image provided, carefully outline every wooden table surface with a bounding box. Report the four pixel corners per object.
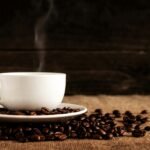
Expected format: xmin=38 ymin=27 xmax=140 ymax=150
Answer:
xmin=0 ymin=95 xmax=150 ymax=150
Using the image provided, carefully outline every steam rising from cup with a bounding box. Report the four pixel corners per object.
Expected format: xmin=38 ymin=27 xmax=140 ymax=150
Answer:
xmin=35 ymin=0 xmax=56 ymax=71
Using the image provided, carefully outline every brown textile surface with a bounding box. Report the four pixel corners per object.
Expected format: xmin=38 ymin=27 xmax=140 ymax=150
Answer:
xmin=0 ymin=95 xmax=150 ymax=150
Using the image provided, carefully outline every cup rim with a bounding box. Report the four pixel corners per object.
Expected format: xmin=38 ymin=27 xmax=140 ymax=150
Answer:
xmin=0 ymin=72 xmax=66 ymax=77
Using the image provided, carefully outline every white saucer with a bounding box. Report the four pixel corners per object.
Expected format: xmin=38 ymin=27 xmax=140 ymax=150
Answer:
xmin=0 ymin=103 xmax=87 ymax=122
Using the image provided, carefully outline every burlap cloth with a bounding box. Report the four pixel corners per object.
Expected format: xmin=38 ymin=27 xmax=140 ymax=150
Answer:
xmin=0 ymin=95 xmax=150 ymax=150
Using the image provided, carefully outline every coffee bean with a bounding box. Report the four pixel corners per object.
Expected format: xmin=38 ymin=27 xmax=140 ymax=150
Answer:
xmin=99 ymin=129 xmax=106 ymax=135
xmin=12 ymin=111 xmax=26 ymax=115
xmin=42 ymin=128 xmax=49 ymax=134
xmin=95 ymin=109 xmax=103 ymax=115
xmin=41 ymin=107 xmax=50 ymax=115
xmin=33 ymin=128 xmax=42 ymax=135
xmin=45 ymin=134 xmax=55 ymax=140
xmin=57 ymin=134 xmax=67 ymax=140
xmin=24 ymin=127 xmax=32 ymax=132
xmin=112 ymin=110 xmax=121 ymax=118
xmin=82 ymin=121 xmax=90 ymax=128
xmin=71 ymin=132 xmax=78 ymax=138
xmin=30 ymin=134 xmax=41 ymax=141
xmin=140 ymin=110 xmax=148 ymax=114
xmin=136 ymin=115 xmax=142 ymax=121
xmin=132 ymin=129 xmax=146 ymax=137
xmin=144 ymin=126 xmax=150 ymax=131
xmin=104 ymin=133 xmax=113 ymax=140
xmin=30 ymin=111 xmax=37 ymax=115
xmin=134 ymin=125 xmax=141 ymax=130
xmin=124 ymin=111 xmax=133 ymax=117
xmin=92 ymin=134 xmax=102 ymax=139
xmin=15 ymin=131 xmax=24 ymax=140
xmin=0 ymin=136 xmax=9 ymax=140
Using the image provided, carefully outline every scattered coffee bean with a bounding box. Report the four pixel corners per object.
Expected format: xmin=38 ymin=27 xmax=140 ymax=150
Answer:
xmin=30 ymin=134 xmax=41 ymax=141
xmin=144 ymin=126 xmax=150 ymax=131
xmin=132 ymin=129 xmax=146 ymax=137
xmin=30 ymin=111 xmax=37 ymax=115
xmin=134 ymin=125 xmax=141 ymax=130
xmin=112 ymin=110 xmax=121 ymax=118
xmin=124 ymin=111 xmax=133 ymax=117
xmin=140 ymin=110 xmax=148 ymax=114
xmin=95 ymin=109 xmax=103 ymax=115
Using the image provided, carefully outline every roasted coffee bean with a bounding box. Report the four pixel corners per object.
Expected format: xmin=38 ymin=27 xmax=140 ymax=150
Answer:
xmin=15 ymin=131 xmax=25 ymax=140
xmin=112 ymin=110 xmax=121 ymax=118
xmin=134 ymin=125 xmax=141 ymax=130
xmin=30 ymin=111 xmax=37 ymax=115
xmin=92 ymin=134 xmax=102 ymax=139
xmin=123 ymin=116 xmax=135 ymax=124
xmin=140 ymin=110 xmax=148 ymax=114
xmin=104 ymin=133 xmax=113 ymax=140
xmin=132 ymin=129 xmax=146 ymax=137
xmin=95 ymin=109 xmax=103 ymax=115
xmin=0 ymin=136 xmax=9 ymax=140
xmin=79 ymin=115 xmax=87 ymax=121
xmin=41 ymin=107 xmax=50 ymax=115
xmin=71 ymin=132 xmax=78 ymax=138
xmin=45 ymin=134 xmax=55 ymax=140
xmin=59 ymin=126 xmax=65 ymax=132
xmin=13 ymin=127 xmax=23 ymax=135
xmin=33 ymin=128 xmax=42 ymax=135
xmin=89 ymin=114 xmax=96 ymax=121
xmin=124 ymin=111 xmax=132 ymax=117
xmin=136 ymin=115 xmax=142 ymax=122
xmin=24 ymin=110 xmax=31 ymax=115
xmin=30 ymin=134 xmax=44 ymax=141
xmin=99 ymin=129 xmax=106 ymax=135
xmin=24 ymin=127 xmax=32 ymax=132
xmin=42 ymin=128 xmax=49 ymax=134
xmin=82 ymin=121 xmax=90 ymax=128
xmin=57 ymin=134 xmax=67 ymax=140
xmin=140 ymin=117 xmax=148 ymax=124
xmin=12 ymin=111 xmax=26 ymax=115
xmin=144 ymin=126 xmax=150 ymax=131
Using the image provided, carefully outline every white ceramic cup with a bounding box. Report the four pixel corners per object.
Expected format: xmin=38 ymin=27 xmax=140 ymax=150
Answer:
xmin=0 ymin=72 xmax=66 ymax=110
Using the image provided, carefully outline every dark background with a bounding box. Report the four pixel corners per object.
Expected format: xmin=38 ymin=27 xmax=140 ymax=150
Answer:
xmin=0 ymin=0 xmax=150 ymax=94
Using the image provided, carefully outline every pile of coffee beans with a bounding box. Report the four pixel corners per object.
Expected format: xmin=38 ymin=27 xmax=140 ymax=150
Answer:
xmin=0 ymin=107 xmax=80 ymax=115
xmin=0 ymin=108 xmax=149 ymax=142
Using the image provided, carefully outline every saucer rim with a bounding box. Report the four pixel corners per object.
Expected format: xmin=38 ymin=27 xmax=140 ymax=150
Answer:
xmin=0 ymin=103 xmax=87 ymax=121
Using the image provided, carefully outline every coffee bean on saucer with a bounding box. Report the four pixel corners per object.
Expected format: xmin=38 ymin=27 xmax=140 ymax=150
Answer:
xmin=41 ymin=107 xmax=50 ymax=115
xmin=12 ymin=111 xmax=26 ymax=115
xmin=30 ymin=111 xmax=37 ymax=115
xmin=57 ymin=134 xmax=67 ymax=140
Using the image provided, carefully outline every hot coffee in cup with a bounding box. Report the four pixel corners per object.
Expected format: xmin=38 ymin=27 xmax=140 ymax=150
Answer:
xmin=0 ymin=72 xmax=66 ymax=110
